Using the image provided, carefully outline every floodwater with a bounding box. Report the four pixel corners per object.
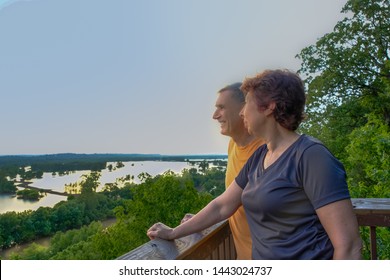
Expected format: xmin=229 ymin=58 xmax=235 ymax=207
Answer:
xmin=0 ymin=161 xmax=194 ymax=214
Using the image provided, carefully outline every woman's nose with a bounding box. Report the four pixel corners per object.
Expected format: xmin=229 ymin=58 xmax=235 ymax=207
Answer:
xmin=239 ymin=107 xmax=245 ymax=118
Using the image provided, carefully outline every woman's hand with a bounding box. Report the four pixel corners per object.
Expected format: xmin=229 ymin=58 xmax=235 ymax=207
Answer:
xmin=147 ymin=222 xmax=175 ymax=240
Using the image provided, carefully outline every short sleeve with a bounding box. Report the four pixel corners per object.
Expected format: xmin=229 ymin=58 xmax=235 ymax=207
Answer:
xmin=299 ymin=144 xmax=350 ymax=209
xmin=235 ymin=146 xmax=263 ymax=189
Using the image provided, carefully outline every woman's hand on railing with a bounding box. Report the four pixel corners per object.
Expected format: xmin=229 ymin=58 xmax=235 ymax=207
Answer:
xmin=147 ymin=184 xmax=243 ymax=242
xmin=181 ymin=213 xmax=194 ymax=224
xmin=147 ymin=222 xmax=175 ymax=240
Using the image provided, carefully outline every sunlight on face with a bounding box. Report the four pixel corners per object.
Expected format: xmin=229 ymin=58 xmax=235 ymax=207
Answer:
xmin=213 ymin=91 xmax=245 ymax=137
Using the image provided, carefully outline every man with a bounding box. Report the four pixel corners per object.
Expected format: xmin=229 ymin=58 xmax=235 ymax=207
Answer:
xmin=181 ymin=83 xmax=264 ymax=259
xmin=211 ymin=83 xmax=264 ymax=260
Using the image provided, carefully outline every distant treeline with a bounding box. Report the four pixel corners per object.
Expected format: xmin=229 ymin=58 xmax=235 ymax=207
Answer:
xmin=0 ymin=153 xmax=227 ymax=170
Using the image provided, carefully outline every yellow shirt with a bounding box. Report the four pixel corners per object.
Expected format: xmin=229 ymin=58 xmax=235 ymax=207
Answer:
xmin=226 ymin=138 xmax=264 ymax=260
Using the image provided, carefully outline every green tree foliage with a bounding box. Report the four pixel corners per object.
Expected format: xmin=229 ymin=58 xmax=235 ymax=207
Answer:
xmin=0 ymin=211 xmax=32 ymax=248
xmin=92 ymin=171 xmax=213 ymax=259
xmin=297 ymin=0 xmax=390 ymax=157
xmin=0 ymin=175 xmax=16 ymax=194
xmin=49 ymin=221 xmax=103 ymax=259
xmin=50 ymin=201 xmax=85 ymax=232
xmin=181 ymin=167 xmax=226 ymax=197
xmin=198 ymin=160 xmax=210 ymax=174
xmin=297 ymin=0 xmax=390 ymax=259
xmin=16 ymin=189 xmax=44 ymax=201
xmin=297 ymin=0 xmax=390 ymax=195
xmin=80 ymin=171 xmax=101 ymax=195
xmin=30 ymin=207 xmax=52 ymax=236
xmin=9 ymin=221 xmax=103 ymax=260
xmin=345 ymin=114 xmax=390 ymax=198
xmin=9 ymin=242 xmax=49 ymax=260
xmin=19 ymin=168 xmax=43 ymax=181
xmin=0 ymin=165 xmax=19 ymax=179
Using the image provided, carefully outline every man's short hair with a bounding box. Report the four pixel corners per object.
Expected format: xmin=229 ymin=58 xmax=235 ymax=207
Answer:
xmin=218 ymin=82 xmax=245 ymax=103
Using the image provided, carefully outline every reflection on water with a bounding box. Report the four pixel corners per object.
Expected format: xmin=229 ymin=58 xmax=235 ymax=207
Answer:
xmin=0 ymin=193 xmax=67 ymax=214
xmin=0 ymin=161 xmax=195 ymax=214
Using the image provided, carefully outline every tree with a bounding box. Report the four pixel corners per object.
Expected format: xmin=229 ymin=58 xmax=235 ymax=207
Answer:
xmin=80 ymin=171 xmax=101 ymax=195
xmin=345 ymin=114 xmax=390 ymax=198
xmin=16 ymin=189 xmax=44 ymax=201
xmin=0 ymin=175 xmax=16 ymax=194
xmin=198 ymin=160 xmax=210 ymax=174
xmin=296 ymin=0 xmax=390 ymax=259
xmin=9 ymin=242 xmax=49 ymax=260
xmin=297 ymin=0 xmax=390 ymax=157
xmin=30 ymin=207 xmax=52 ymax=236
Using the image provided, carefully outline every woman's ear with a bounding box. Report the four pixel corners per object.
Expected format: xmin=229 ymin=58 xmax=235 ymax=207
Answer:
xmin=265 ymin=102 xmax=276 ymax=116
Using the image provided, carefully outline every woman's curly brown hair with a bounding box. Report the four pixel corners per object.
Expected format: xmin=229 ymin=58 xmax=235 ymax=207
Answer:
xmin=240 ymin=69 xmax=306 ymax=131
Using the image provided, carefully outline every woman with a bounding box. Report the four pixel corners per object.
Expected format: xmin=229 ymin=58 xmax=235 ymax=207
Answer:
xmin=147 ymin=69 xmax=362 ymax=259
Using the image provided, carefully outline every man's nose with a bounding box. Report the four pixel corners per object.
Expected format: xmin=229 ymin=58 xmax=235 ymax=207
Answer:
xmin=212 ymin=110 xmax=219 ymax=119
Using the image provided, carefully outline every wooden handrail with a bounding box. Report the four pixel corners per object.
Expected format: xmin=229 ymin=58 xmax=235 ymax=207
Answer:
xmin=177 ymin=220 xmax=235 ymax=260
xmin=118 ymin=198 xmax=390 ymax=260
xmin=117 ymin=220 xmax=234 ymax=260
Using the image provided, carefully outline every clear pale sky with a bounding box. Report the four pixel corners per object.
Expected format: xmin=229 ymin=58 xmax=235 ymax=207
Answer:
xmin=0 ymin=0 xmax=347 ymax=155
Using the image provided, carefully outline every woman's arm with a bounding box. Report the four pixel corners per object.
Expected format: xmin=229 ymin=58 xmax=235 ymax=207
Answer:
xmin=316 ymin=199 xmax=362 ymax=259
xmin=147 ymin=180 xmax=243 ymax=240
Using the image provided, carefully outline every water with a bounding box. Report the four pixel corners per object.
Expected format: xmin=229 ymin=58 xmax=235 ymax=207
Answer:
xmin=0 ymin=193 xmax=67 ymax=214
xmin=0 ymin=161 xmax=197 ymax=214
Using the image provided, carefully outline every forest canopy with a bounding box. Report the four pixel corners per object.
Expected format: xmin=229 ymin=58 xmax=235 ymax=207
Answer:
xmin=297 ymin=0 xmax=390 ymax=198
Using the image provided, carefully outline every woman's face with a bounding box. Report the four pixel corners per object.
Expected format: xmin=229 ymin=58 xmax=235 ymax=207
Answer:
xmin=240 ymin=92 xmax=266 ymax=137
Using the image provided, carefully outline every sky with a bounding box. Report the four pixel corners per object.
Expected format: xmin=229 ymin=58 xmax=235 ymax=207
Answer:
xmin=0 ymin=0 xmax=348 ymax=155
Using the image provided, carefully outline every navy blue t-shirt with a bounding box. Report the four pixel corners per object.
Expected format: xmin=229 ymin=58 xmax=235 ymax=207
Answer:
xmin=235 ymin=135 xmax=350 ymax=259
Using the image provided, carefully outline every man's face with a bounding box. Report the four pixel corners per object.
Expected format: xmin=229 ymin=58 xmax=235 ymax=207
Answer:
xmin=212 ymin=91 xmax=245 ymax=137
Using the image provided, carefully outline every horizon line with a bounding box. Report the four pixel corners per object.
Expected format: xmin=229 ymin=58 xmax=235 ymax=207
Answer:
xmin=0 ymin=152 xmax=228 ymax=157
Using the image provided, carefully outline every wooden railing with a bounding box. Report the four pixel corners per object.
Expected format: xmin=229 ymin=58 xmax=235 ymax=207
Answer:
xmin=117 ymin=220 xmax=235 ymax=260
xmin=351 ymin=198 xmax=390 ymax=260
xmin=117 ymin=198 xmax=390 ymax=260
